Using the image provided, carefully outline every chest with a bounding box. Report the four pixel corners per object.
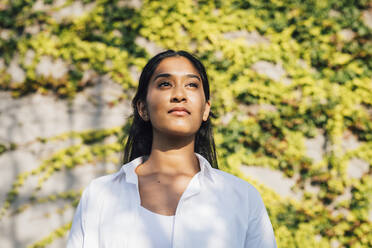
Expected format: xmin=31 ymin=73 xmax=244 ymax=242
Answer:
xmin=99 ymin=195 xmax=245 ymax=248
xmin=87 ymin=178 xmax=248 ymax=248
xmin=137 ymin=174 xmax=193 ymax=216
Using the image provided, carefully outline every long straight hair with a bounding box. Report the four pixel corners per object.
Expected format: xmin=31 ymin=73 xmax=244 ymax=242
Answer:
xmin=122 ymin=50 xmax=218 ymax=169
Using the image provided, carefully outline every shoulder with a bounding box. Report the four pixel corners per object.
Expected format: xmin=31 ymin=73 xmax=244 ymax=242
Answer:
xmin=211 ymin=168 xmax=259 ymax=193
xmin=82 ymin=169 xmax=126 ymax=199
xmin=210 ymin=168 xmax=266 ymax=209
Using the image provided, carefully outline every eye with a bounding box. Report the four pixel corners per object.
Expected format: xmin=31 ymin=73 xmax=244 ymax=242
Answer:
xmin=187 ymin=82 xmax=199 ymax=88
xmin=158 ymin=81 xmax=171 ymax=88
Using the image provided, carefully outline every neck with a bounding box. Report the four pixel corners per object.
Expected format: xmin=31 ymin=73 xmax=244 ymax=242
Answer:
xmin=140 ymin=131 xmax=200 ymax=176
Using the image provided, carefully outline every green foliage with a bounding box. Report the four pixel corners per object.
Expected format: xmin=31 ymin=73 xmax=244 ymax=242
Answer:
xmin=27 ymin=222 xmax=72 ymax=248
xmin=0 ymin=0 xmax=371 ymax=247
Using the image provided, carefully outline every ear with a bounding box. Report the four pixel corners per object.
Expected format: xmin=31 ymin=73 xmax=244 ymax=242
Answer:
xmin=202 ymin=100 xmax=211 ymax=121
xmin=137 ymin=100 xmax=149 ymax=121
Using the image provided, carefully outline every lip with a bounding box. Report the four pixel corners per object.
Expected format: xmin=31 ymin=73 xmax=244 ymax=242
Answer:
xmin=168 ymin=106 xmax=190 ymax=115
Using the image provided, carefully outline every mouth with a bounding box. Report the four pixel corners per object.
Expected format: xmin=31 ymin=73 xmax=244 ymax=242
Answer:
xmin=168 ymin=107 xmax=190 ymax=115
xmin=169 ymin=110 xmax=189 ymax=116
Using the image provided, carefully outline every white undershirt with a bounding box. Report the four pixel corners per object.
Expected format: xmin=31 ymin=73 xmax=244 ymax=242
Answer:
xmin=138 ymin=205 xmax=175 ymax=248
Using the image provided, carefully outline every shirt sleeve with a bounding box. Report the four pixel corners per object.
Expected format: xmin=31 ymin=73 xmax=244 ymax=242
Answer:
xmin=66 ymin=188 xmax=88 ymax=248
xmin=244 ymin=187 xmax=277 ymax=248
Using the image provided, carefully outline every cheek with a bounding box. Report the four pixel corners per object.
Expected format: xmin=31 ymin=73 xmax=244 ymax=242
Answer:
xmin=146 ymin=91 xmax=167 ymax=117
xmin=189 ymin=94 xmax=206 ymax=116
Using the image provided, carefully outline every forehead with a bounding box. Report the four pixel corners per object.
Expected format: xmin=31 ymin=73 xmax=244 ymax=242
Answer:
xmin=152 ymin=56 xmax=200 ymax=77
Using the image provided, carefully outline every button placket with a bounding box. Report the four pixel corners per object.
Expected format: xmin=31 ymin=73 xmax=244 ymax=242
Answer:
xmin=172 ymin=172 xmax=202 ymax=248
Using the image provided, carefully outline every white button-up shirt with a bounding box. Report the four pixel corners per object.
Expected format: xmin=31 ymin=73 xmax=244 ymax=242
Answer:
xmin=67 ymin=153 xmax=277 ymax=248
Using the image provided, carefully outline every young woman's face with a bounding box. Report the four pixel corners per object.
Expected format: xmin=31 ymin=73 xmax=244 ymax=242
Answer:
xmin=138 ymin=56 xmax=211 ymax=137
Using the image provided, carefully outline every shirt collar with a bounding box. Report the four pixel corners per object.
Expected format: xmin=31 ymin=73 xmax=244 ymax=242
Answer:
xmin=121 ymin=152 xmax=214 ymax=185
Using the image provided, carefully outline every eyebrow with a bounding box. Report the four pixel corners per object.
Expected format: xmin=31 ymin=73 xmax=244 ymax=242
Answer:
xmin=153 ymin=73 xmax=201 ymax=82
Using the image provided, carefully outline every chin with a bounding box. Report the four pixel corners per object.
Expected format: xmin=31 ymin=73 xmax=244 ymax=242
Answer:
xmin=159 ymin=126 xmax=197 ymax=138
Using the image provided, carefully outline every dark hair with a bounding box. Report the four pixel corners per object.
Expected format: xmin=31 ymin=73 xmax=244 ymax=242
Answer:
xmin=122 ymin=50 xmax=218 ymax=169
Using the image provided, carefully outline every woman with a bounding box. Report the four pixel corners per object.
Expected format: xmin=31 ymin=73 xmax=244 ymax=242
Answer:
xmin=67 ymin=50 xmax=277 ymax=248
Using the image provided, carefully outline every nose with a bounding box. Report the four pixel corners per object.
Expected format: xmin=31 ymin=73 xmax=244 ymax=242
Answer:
xmin=170 ymin=84 xmax=187 ymax=102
